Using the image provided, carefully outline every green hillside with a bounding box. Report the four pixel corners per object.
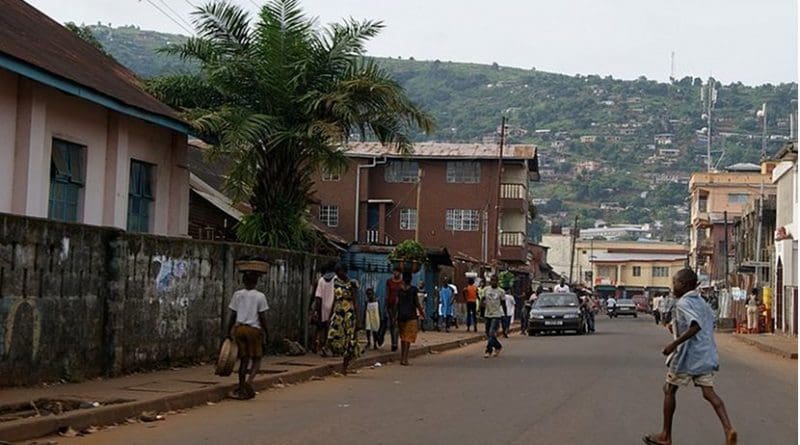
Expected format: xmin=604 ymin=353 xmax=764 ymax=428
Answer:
xmin=82 ymin=24 xmax=797 ymax=241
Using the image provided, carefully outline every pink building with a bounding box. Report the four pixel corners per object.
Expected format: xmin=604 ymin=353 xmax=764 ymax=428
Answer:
xmin=0 ymin=1 xmax=190 ymax=235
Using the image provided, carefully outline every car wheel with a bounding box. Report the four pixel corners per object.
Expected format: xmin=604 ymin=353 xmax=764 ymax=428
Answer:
xmin=634 ymin=313 xmax=638 ymax=318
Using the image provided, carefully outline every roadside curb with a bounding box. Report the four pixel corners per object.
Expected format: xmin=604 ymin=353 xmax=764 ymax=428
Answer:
xmin=731 ymin=334 xmax=798 ymax=360
xmin=0 ymin=331 xmax=492 ymax=443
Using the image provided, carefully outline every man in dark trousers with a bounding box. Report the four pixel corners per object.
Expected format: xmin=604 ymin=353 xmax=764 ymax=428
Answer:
xmin=384 ymin=266 xmax=404 ymax=352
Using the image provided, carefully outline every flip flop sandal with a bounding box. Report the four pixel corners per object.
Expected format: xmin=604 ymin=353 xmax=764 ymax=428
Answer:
xmin=642 ymin=435 xmax=668 ymax=445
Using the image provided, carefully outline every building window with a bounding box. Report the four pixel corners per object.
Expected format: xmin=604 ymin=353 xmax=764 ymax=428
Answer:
xmin=400 ymin=208 xmax=417 ymax=230
xmin=385 ymin=161 xmax=419 ymax=183
xmin=652 ymin=266 xmax=669 ymax=277
xmin=319 ymin=205 xmax=339 ymax=227
xmin=633 ymin=266 xmax=642 ymax=277
xmin=698 ymin=196 xmax=708 ymax=212
xmin=48 ymin=139 xmax=85 ymax=222
xmin=321 ymin=168 xmax=340 ymax=182
xmin=446 ymin=161 xmax=480 ymax=183
xmin=727 ymin=193 xmax=750 ymax=204
xmin=128 ymin=160 xmax=155 ymax=233
xmin=445 ymin=209 xmax=479 ymax=231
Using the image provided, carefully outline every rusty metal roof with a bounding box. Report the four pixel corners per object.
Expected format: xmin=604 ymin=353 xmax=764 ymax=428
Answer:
xmin=0 ymin=0 xmax=185 ymax=130
xmin=343 ymin=142 xmax=536 ymax=160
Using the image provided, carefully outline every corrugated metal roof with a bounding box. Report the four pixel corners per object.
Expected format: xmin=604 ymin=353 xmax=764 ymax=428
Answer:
xmin=0 ymin=0 xmax=183 ymax=126
xmin=591 ymin=252 xmax=686 ymax=263
xmin=343 ymin=142 xmax=536 ymax=160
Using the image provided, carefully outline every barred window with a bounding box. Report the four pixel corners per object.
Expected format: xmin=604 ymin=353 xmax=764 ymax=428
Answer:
xmin=727 ymin=193 xmax=750 ymax=204
xmin=652 ymin=266 xmax=669 ymax=277
xmin=321 ymin=168 xmax=341 ymax=182
xmin=320 ymin=205 xmax=339 ymax=227
xmin=385 ymin=161 xmax=419 ymax=183
xmin=445 ymin=209 xmax=479 ymax=231
xmin=446 ymin=161 xmax=480 ymax=183
xmin=633 ymin=266 xmax=642 ymax=277
xmin=400 ymin=208 xmax=417 ymax=230
xmin=49 ymin=138 xmax=86 ymax=222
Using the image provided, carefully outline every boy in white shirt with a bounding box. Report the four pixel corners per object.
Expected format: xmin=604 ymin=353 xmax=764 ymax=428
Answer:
xmin=225 ymin=271 xmax=269 ymax=399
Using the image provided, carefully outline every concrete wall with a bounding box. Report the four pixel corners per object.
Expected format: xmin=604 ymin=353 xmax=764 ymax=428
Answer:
xmin=0 ymin=69 xmax=189 ymax=236
xmin=0 ymin=212 xmax=333 ymax=386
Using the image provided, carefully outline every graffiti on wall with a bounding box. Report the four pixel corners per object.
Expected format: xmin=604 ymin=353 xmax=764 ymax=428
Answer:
xmin=153 ymin=256 xmax=189 ymax=292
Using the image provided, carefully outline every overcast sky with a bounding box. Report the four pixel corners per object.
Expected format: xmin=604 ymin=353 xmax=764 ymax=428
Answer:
xmin=27 ymin=0 xmax=798 ymax=85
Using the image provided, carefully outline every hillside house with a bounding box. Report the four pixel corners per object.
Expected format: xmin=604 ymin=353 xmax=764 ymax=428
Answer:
xmin=580 ymin=135 xmax=598 ymax=143
xmin=655 ymin=133 xmax=674 ymax=145
xmin=0 ymin=0 xmax=190 ymax=235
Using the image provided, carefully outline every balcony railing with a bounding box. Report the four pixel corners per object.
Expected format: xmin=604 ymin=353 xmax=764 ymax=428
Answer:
xmin=366 ymin=230 xmax=395 ymax=245
xmin=500 ymin=183 xmax=526 ymax=200
xmin=499 ymin=231 xmax=526 ymax=247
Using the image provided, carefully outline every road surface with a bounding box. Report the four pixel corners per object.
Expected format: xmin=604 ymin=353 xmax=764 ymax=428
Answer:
xmin=49 ymin=316 xmax=797 ymax=444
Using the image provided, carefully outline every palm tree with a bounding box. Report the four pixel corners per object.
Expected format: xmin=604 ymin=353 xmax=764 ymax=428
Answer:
xmin=148 ymin=0 xmax=434 ymax=249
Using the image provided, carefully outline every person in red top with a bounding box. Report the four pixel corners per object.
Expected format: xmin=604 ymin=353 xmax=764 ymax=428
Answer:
xmin=385 ymin=266 xmax=404 ymax=352
xmin=463 ymin=278 xmax=479 ymax=332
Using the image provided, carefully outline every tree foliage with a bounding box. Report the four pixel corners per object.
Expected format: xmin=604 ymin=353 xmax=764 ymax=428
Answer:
xmin=149 ymin=0 xmax=434 ymax=249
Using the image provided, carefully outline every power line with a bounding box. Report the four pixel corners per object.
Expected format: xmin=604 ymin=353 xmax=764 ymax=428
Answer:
xmin=143 ymin=0 xmax=194 ymax=35
xmin=157 ymin=0 xmax=194 ymax=30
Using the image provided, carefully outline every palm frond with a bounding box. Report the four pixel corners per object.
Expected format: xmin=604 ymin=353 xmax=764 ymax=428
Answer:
xmin=192 ymin=1 xmax=252 ymax=51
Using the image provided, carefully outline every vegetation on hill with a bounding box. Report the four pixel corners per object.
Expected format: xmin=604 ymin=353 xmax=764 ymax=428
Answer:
xmin=78 ymin=24 xmax=797 ymax=241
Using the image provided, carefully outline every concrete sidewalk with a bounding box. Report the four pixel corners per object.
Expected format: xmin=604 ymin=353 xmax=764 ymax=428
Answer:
xmin=0 ymin=329 xmax=494 ymax=442
xmin=732 ymin=333 xmax=798 ymax=359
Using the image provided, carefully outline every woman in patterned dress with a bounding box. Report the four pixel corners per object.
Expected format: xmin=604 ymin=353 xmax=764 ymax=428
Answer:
xmin=327 ymin=263 xmax=360 ymax=374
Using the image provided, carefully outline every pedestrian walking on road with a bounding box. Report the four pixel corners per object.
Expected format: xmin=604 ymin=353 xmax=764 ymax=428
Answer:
xmin=417 ymin=281 xmax=428 ymax=332
xmin=364 ymin=288 xmax=380 ymax=350
xmin=225 ymin=271 xmax=269 ymax=400
xmin=746 ymin=289 xmax=759 ymax=333
xmin=327 ymin=263 xmax=360 ymax=375
xmin=439 ymin=277 xmax=456 ymax=332
xmin=398 ymin=272 xmax=425 ymax=366
xmin=501 ymin=290 xmax=515 ymax=338
xmin=310 ymin=262 xmax=336 ymax=356
xmin=643 ymin=268 xmax=737 ymax=445
xmin=482 ymin=275 xmax=504 ymax=358
xmin=652 ymin=294 xmax=663 ymax=325
xmin=463 ymin=278 xmax=479 ymax=332
xmin=385 ymin=266 xmax=404 ymax=351
xmin=554 ymin=278 xmax=570 ymax=293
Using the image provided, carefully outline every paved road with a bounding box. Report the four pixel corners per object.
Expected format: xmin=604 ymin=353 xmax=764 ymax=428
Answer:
xmin=50 ymin=316 xmax=796 ymax=445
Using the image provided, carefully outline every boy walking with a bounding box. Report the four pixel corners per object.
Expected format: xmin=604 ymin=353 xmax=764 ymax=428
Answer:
xmin=225 ymin=271 xmax=269 ymax=400
xmin=482 ymin=275 xmax=504 ymax=358
xmin=643 ymin=268 xmax=736 ymax=445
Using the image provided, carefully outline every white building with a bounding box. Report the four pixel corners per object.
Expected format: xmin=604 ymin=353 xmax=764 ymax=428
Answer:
xmin=772 ymin=143 xmax=798 ymax=336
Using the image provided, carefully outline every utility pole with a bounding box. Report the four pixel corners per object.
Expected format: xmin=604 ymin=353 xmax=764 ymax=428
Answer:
xmin=724 ymin=211 xmax=729 ymax=292
xmin=414 ymin=167 xmax=423 ymax=242
xmin=569 ymin=215 xmax=578 ymax=284
xmin=755 ymin=103 xmax=767 ymax=285
xmin=701 ymin=79 xmax=718 ymax=172
xmin=494 ymin=116 xmax=507 ymax=266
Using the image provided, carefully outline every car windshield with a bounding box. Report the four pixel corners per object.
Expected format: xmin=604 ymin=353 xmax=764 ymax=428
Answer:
xmin=619 ymin=299 xmax=634 ymax=304
xmin=534 ymin=293 xmax=579 ymax=308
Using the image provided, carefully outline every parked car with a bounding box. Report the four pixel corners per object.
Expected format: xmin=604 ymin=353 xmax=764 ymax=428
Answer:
xmin=528 ymin=292 xmax=588 ymax=335
xmin=616 ymin=299 xmax=638 ymax=317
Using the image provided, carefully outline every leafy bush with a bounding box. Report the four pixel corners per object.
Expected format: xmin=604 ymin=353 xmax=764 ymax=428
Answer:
xmin=388 ymin=239 xmax=427 ymax=263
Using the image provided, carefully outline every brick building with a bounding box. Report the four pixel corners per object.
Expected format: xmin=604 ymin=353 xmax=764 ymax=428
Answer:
xmin=689 ymin=164 xmax=776 ymax=285
xmin=310 ymin=142 xmax=540 ymax=273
